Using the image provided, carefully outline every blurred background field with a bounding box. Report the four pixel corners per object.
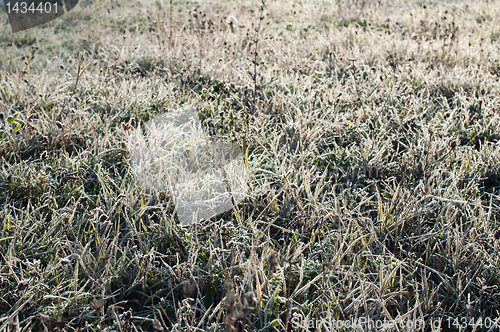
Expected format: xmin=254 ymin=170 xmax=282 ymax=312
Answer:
xmin=2 ymin=0 xmax=500 ymax=330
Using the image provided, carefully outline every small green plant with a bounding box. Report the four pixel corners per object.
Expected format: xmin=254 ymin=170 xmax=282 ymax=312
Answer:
xmin=7 ymin=112 xmax=22 ymax=131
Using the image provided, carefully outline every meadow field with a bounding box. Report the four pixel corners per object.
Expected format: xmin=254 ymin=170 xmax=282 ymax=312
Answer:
xmin=2 ymin=0 xmax=500 ymax=330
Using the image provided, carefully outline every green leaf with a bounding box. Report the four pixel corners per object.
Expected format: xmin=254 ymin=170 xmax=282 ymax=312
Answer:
xmin=7 ymin=113 xmax=19 ymax=124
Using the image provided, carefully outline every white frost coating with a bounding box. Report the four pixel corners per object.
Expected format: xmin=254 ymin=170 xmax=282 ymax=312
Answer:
xmin=127 ymin=106 xmax=247 ymax=226
xmin=227 ymin=16 xmax=238 ymax=25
